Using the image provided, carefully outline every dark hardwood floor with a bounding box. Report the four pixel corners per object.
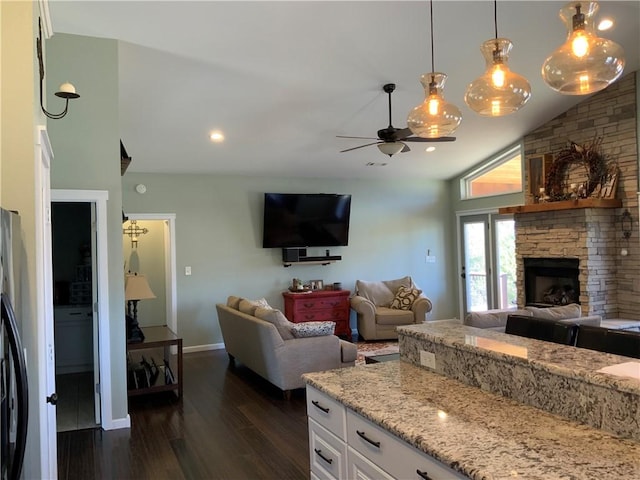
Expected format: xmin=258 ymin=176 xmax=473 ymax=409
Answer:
xmin=57 ymin=349 xmax=310 ymax=479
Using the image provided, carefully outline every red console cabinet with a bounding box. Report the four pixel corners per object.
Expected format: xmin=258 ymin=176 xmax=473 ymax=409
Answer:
xmin=283 ymin=289 xmax=351 ymax=340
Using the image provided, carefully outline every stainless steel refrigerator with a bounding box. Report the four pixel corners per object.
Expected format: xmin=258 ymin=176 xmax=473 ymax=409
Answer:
xmin=0 ymin=209 xmax=28 ymax=480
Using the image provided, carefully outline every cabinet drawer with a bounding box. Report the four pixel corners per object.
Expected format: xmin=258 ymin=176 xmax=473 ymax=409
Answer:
xmin=306 ymin=386 xmax=346 ymax=439
xmin=294 ymin=309 xmax=348 ymax=322
xmin=296 ymin=298 xmax=348 ymax=311
xmin=347 ymin=447 xmax=394 ymax=480
xmin=347 ymin=410 xmax=465 ymax=480
xmin=309 ymin=418 xmax=347 ymax=480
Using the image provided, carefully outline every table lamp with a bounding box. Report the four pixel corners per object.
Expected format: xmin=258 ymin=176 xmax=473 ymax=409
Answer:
xmin=125 ymin=273 xmax=156 ymax=343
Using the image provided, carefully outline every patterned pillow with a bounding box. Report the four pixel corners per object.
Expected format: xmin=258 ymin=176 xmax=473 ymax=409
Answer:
xmin=290 ymin=321 xmax=336 ymax=338
xmin=389 ymin=285 xmax=422 ymax=310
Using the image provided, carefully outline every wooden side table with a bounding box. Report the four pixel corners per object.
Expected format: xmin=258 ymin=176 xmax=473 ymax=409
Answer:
xmin=126 ymin=325 xmax=183 ymax=399
xmin=282 ymin=289 xmax=352 ymax=339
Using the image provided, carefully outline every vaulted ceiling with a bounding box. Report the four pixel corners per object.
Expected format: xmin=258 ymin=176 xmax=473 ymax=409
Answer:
xmin=49 ymin=1 xmax=640 ymax=180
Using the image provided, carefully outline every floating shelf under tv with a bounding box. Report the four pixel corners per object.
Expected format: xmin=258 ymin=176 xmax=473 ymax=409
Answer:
xmin=283 ymin=255 xmax=342 ymax=267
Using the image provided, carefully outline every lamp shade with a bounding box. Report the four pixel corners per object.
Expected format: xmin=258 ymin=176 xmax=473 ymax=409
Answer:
xmin=407 ymin=73 xmax=462 ymax=139
xmin=377 ymin=142 xmax=405 ymax=156
xmin=464 ymin=38 xmax=531 ymax=116
xmin=542 ymin=1 xmax=625 ymax=95
xmin=125 ymin=274 xmax=156 ymax=301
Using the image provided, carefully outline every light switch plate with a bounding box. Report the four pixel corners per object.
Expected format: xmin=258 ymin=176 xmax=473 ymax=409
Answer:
xmin=420 ymin=350 xmax=436 ymax=369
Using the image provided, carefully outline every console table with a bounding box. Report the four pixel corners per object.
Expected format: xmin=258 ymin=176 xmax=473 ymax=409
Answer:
xmin=126 ymin=325 xmax=183 ymax=399
xmin=283 ymin=289 xmax=351 ymax=339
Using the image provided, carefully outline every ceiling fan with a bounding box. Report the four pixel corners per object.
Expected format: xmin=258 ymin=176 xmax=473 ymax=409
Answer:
xmin=337 ymin=83 xmax=456 ymax=157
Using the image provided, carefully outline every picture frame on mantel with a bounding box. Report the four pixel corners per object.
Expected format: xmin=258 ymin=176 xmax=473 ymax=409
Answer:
xmin=528 ymin=154 xmax=554 ymax=199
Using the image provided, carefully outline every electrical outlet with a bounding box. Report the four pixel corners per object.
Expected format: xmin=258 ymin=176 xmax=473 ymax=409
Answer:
xmin=426 ymin=255 xmax=436 ymax=263
xmin=420 ymin=350 xmax=436 ymax=369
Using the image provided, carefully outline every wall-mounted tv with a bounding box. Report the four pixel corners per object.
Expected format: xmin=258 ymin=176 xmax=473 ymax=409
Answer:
xmin=262 ymin=193 xmax=351 ymax=248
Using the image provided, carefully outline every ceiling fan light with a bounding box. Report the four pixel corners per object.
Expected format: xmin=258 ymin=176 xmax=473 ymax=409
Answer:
xmin=377 ymin=142 xmax=405 ymax=157
xmin=464 ymin=38 xmax=531 ymax=117
xmin=407 ymin=73 xmax=462 ymax=138
xmin=541 ymin=1 xmax=625 ymax=95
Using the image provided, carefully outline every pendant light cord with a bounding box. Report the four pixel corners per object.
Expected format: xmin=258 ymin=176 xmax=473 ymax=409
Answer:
xmin=494 ymin=0 xmax=498 ymax=39
xmin=429 ymin=0 xmax=435 ymax=72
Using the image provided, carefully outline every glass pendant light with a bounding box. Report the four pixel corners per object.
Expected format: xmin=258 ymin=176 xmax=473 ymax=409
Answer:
xmin=542 ymin=1 xmax=625 ymax=95
xmin=407 ymin=0 xmax=462 ymax=138
xmin=464 ymin=1 xmax=531 ymax=116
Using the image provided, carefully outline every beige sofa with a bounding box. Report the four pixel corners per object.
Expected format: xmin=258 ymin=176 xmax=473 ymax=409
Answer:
xmin=350 ymin=276 xmax=432 ymax=340
xmin=216 ymin=296 xmax=356 ymax=397
xmin=463 ymin=303 xmax=602 ymax=332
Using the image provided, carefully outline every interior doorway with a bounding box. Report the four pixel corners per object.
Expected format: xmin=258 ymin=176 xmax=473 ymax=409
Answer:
xmin=51 ymin=202 xmax=100 ymax=432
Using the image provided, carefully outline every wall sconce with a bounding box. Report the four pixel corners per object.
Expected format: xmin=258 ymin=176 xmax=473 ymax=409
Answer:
xmin=620 ymin=209 xmax=632 ymax=256
xmin=36 ymin=18 xmax=80 ymax=119
xmin=123 ymin=220 xmax=149 ymax=248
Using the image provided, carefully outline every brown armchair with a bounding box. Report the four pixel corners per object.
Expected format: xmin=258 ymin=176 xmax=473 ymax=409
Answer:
xmin=351 ymin=276 xmax=432 ymax=340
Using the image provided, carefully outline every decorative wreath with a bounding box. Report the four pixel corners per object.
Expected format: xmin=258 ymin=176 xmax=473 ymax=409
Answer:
xmin=544 ymin=137 xmax=616 ymax=201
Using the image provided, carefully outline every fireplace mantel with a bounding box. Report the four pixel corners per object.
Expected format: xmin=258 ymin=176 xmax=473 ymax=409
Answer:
xmin=498 ymin=198 xmax=621 ymax=214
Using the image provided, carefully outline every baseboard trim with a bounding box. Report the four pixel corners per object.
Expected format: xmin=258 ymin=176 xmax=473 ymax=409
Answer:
xmin=104 ymin=414 xmax=131 ymax=431
xmin=183 ymin=342 xmax=225 ymax=354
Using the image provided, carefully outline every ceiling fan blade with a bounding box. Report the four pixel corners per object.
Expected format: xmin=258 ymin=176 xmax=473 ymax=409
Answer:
xmin=403 ymin=136 xmax=457 ymax=143
xmin=339 ymin=142 xmax=381 ymax=153
xmin=337 ymin=135 xmax=379 ymax=140
xmin=401 ymin=143 xmax=410 ymax=153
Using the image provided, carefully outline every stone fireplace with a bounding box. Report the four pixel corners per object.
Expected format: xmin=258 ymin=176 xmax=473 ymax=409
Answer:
xmin=512 ymin=203 xmax=619 ymax=318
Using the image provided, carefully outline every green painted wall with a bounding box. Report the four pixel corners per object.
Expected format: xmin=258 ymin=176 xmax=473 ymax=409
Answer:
xmin=46 ymin=34 xmax=128 ymax=424
xmin=123 ymin=174 xmax=458 ymax=347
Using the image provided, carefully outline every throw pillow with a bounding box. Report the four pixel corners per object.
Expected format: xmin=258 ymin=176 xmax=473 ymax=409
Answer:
xmin=389 ymin=285 xmax=422 ymax=310
xmin=254 ymin=307 xmax=295 ymax=340
xmin=291 ymin=321 xmax=335 ymax=338
xmin=226 ymin=295 xmax=242 ymax=310
xmin=525 ymin=303 xmax=581 ymax=320
xmin=238 ymin=297 xmax=271 ymax=315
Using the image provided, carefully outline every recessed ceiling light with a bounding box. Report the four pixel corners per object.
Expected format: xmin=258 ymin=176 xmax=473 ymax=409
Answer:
xmin=425 ymin=146 xmax=436 ymax=153
xmin=598 ymin=18 xmax=614 ymax=31
xmin=210 ymin=131 xmax=224 ymax=142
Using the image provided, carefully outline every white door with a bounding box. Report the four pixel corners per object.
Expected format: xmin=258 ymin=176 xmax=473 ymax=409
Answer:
xmin=90 ymin=206 xmax=101 ymax=424
xmin=459 ymin=213 xmax=516 ymax=317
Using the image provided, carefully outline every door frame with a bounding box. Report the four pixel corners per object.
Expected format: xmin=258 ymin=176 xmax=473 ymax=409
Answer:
xmin=50 ymin=190 xmax=113 ymax=429
xmin=456 ymin=208 xmax=514 ymax=318
xmin=125 ymin=213 xmax=177 ymax=334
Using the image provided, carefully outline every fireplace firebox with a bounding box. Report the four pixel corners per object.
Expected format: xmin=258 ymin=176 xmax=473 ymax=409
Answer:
xmin=523 ymin=258 xmax=579 ymax=307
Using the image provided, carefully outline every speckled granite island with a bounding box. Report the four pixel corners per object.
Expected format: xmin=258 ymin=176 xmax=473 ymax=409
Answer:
xmin=303 ymin=321 xmax=640 ymax=479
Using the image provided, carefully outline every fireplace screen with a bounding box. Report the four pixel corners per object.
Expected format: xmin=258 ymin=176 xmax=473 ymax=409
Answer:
xmin=523 ymin=258 xmax=579 ymax=307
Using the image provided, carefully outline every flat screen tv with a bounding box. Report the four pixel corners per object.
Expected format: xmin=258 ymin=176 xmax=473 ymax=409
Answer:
xmin=262 ymin=193 xmax=351 ymax=248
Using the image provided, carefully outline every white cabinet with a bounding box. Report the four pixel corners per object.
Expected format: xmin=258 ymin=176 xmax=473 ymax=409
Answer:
xmin=54 ymin=305 xmax=93 ymax=374
xmin=306 ymin=385 xmax=467 ymax=480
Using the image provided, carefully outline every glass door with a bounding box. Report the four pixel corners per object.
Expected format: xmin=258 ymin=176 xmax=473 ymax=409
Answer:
xmin=460 ymin=213 xmax=516 ymax=317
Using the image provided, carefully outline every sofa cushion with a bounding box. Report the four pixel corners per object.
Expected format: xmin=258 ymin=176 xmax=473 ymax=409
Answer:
xmin=226 ymin=295 xmax=242 ymax=310
xmin=291 ymin=321 xmax=335 ymax=338
xmin=390 ymin=285 xmax=422 ymax=310
xmin=238 ymin=297 xmax=271 ymax=315
xmin=254 ymin=307 xmax=295 ymax=340
xmin=375 ymin=306 xmax=415 ymax=325
xmin=525 ymin=303 xmax=581 ymax=321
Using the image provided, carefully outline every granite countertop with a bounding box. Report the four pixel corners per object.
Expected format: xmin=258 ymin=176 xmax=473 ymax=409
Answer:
xmin=304 ymin=361 xmax=640 ymax=480
xmin=399 ymin=320 xmax=640 ymax=394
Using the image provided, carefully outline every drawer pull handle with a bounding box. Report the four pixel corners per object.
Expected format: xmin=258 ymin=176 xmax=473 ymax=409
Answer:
xmin=303 ymin=303 xmax=314 ymax=308
xmin=311 ymin=400 xmax=330 ymax=413
xmin=314 ymin=448 xmax=333 ymax=465
xmin=356 ymin=430 xmax=380 ymax=448
xmin=416 ymin=469 xmax=433 ymax=480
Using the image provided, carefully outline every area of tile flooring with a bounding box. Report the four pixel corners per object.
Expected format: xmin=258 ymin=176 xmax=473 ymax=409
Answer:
xmin=55 ymin=372 xmax=99 ymax=432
